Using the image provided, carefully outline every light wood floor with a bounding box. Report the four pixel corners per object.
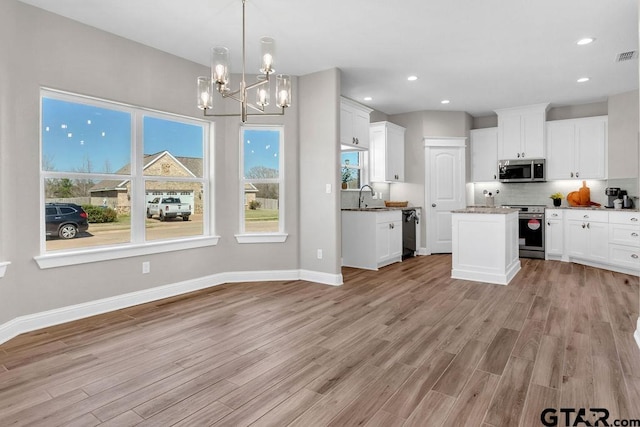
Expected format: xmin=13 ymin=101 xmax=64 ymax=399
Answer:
xmin=1 ymin=256 xmax=639 ymax=426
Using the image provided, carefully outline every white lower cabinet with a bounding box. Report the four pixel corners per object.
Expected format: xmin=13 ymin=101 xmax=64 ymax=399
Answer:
xmin=545 ymin=209 xmax=564 ymax=257
xmin=342 ymin=210 xmax=402 ymax=270
xmin=549 ymin=209 xmax=639 ymax=275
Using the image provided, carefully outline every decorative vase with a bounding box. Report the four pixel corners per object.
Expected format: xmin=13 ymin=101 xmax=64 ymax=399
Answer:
xmin=341 ymin=182 xmax=348 ymax=190
xmin=553 ymin=198 xmax=561 ymax=207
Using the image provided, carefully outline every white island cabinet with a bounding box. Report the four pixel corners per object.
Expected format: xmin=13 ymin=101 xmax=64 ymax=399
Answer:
xmin=451 ymin=207 xmax=520 ymax=285
xmin=342 ymin=209 xmax=402 ymax=270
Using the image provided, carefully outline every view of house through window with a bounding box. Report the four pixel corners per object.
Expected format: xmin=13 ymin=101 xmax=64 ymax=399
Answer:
xmin=341 ymin=151 xmax=364 ymax=189
xmin=241 ymin=126 xmax=283 ymax=233
xmin=41 ymin=91 xmax=209 ymax=252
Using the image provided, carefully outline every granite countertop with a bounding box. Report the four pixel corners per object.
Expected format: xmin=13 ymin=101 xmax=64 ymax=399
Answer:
xmin=342 ymin=206 xmax=422 ymax=212
xmin=550 ymin=206 xmax=640 ymax=212
xmin=451 ymin=207 xmax=518 ymax=214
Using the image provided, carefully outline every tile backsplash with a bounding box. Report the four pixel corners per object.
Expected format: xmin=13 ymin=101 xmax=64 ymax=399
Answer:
xmin=341 ymin=182 xmax=390 ymax=208
xmin=473 ymin=178 xmax=638 ymax=207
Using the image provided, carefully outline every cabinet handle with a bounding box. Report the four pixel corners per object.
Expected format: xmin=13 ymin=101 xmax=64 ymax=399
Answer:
xmin=632 ymin=232 xmax=639 ymax=237
xmin=570 ymin=172 xmax=574 ymax=178
xmin=522 ymin=152 xmax=525 ymax=158
xmin=552 ymin=213 xmax=558 ymax=217
xmin=517 ymin=153 xmax=520 ymax=158
xmin=583 ymin=215 xmax=589 ymax=218
xmin=493 ymin=174 xmax=497 ymax=180
xmin=432 ymin=203 xmax=437 ymax=207
xmin=576 ymin=172 xmax=579 ymax=178
xmin=582 ymin=223 xmax=586 ymax=228
xmin=547 ymin=221 xmax=551 ymax=226
xmin=586 ymin=223 xmax=590 ymax=229
xmin=631 ymin=218 xmax=638 ymax=222
xmin=632 ymin=254 xmax=639 ymax=259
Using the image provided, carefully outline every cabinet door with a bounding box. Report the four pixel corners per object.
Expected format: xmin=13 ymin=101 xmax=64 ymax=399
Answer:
xmin=575 ymin=117 xmax=607 ymax=179
xmin=353 ymin=108 xmax=371 ymax=150
xmin=521 ymin=110 xmax=545 ymax=158
xmin=545 ymin=218 xmax=564 ymax=256
xmin=389 ymin=221 xmax=403 ymax=259
xmin=546 ymin=121 xmax=575 ymax=180
xmin=587 ymin=221 xmax=609 ymax=262
xmin=386 ymin=127 xmax=405 ymax=181
xmin=499 ymin=114 xmax=522 ymax=159
xmin=340 ymin=103 xmax=356 ymax=147
xmin=470 ymin=128 xmax=498 ymax=182
xmin=376 ymin=222 xmax=392 ymax=263
xmin=566 ymin=220 xmax=588 ymax=257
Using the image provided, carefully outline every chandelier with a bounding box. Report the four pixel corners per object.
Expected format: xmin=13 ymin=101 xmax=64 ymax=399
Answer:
xmin=197 ymin=0 xmax=292 ymax=123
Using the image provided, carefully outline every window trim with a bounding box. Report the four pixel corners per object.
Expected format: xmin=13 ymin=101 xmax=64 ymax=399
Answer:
xmin=37 ymin=88 xmax=217 ymax=267
xmin=236 ymin=125 xmax=287 ymax=243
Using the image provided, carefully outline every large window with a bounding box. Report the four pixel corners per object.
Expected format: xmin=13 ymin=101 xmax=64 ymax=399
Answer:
xmin=40 ymin=90 xmax=212 ymax=260
xmin=238 ymin=126 xmax=285 ymax=242
xmin=340 ymin=151 xmax=366 ymax=189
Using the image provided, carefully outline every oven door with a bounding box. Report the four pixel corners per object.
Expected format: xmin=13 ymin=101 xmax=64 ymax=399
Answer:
xmin=518 ymin=213 xmax=545 ymax=252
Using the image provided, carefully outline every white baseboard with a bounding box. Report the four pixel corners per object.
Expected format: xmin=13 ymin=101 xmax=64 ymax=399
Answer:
xmin=0 ymin=268 xmax=341 ymax=346
xmin=635 ymin=318 xmax=640 ymax=350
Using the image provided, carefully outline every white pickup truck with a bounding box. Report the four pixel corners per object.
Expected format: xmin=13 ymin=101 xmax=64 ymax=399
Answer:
xmin=146 ymin=197 xmax=191 ymax=221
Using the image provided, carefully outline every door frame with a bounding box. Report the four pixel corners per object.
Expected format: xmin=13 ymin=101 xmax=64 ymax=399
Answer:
xmin=424 ymin=137 xmax=467 ymax=255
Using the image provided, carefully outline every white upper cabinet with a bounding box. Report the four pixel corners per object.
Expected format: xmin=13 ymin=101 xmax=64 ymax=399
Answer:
xmin=370 ymin=121 xmax=406 ymax=182
xmin=340 ymin=97 xmax=373 ymax=150
xmin=470 ymin=127 xmax=498 ymax=182
xmin=546 ymin=116 xmax=608 ymax=180
xmin=496 ymin=103 xmax=548 ymax=160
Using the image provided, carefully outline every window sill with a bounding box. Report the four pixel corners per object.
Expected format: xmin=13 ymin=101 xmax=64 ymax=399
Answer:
xmin=0 ymin=261 xmax=10 ymax=278
xmin=34 ymin=235 xmax=220 ymax=269
xmin=235 ymin=233 xmax=288 ymax=244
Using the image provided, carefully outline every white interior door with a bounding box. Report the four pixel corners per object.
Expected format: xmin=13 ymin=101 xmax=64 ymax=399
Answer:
xmin=425 ymin=138 xmax=466 ymax=254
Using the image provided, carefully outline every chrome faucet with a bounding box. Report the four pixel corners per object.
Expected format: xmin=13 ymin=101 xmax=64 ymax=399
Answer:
xmin=358 ymin=185 xmax=374 ymax=208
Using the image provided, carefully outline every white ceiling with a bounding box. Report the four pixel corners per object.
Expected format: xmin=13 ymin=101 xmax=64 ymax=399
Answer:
xmin=18 ymin=0 xmax=639 ymax=117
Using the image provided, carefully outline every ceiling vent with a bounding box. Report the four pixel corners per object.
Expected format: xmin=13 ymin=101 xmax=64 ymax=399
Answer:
xmin=616 ymin=50 xmax=638 ymax=62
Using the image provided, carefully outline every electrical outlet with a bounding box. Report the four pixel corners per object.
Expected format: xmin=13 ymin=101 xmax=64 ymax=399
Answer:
xmin=142 ymin=261 xmax=150 ymax=274
xmin=317 ymin=249 xmax=323 ymax=259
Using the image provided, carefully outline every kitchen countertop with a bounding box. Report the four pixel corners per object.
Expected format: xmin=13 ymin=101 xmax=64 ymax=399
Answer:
xmin=451 ymin=207 xmax=518 ymax=214
xmin=549 ymin=206 xmax=640 ymax=212
xmin=341 ymin=206 xmax=421 ymax=212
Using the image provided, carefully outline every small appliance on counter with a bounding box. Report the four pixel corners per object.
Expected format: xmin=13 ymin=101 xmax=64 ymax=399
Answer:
xmin=605 ymin=187 xmax=620 ymax=208
xmin=605 ymin=187 xmax=634 ymax=209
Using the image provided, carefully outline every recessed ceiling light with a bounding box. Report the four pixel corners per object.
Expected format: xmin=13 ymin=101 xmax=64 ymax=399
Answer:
xmin=577 ymin=77 xmax=590 ymax=83
xmin=363 ymin=96 xmax=372 ymax=101
xmin=577 ymin=37 xmax=595 ymax=46
xmin=407 ymin=75 xmax=418 ymax=81
xmin=441 ymin=99 xmax=450 ymax=104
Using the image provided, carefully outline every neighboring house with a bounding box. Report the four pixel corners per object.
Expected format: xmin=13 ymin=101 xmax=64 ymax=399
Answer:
xmin=90 ymin=151 xmax=203 ymax=214
xmin=244 ymin=183 xmax=258 ymax=208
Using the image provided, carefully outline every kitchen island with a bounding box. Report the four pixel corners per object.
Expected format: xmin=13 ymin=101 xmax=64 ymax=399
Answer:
xmin=451 ymin=207 xmax=520 ymax=285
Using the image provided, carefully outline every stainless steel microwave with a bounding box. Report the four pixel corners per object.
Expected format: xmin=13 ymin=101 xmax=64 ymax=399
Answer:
xmin=498 ymin=159 xmax=545 ymax=182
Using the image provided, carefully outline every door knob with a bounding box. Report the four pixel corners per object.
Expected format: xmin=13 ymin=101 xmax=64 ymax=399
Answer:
xmin=432 ymin=203 xmax=437 ymax=207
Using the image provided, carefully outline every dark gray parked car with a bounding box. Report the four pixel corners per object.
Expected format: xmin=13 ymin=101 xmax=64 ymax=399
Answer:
xmin=45 ymin=203 xmax=89 ymax=239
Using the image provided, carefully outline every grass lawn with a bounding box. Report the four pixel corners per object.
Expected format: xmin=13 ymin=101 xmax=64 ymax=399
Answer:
xmin=245 ymin=209 xmax=279 ymax=221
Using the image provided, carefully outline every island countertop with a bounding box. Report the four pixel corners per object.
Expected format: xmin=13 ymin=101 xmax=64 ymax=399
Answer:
xmin=451 ymin=207 xmax=518 ymax=214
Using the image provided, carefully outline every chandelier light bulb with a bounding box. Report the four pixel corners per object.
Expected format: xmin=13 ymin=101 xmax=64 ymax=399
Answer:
xmin=260 ymin=37 xmax=275 ymax=74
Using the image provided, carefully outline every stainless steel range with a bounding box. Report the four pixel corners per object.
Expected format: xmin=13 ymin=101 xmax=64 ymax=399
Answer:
xmin=501 ymin=205 xmax=545 ymax=259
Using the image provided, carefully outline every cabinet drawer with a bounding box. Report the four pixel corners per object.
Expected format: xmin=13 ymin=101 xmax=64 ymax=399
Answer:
xmin=609 ymin=244 xmax=640 ymax=269
xmin=375 ymin=210 xmax=402 ymax=224
xmin=609 ymin=224 xmax=640 ymax=247
xmin=565 ymin=209 xmax=608 ymax=222
xmin=546 ymin=209 xmax=563 ymax=219
xmin=609 ymin=211 xmax=640 ymax=225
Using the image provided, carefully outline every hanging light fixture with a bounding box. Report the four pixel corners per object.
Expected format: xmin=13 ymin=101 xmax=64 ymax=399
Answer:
xmin=196 ymin=0 xmax=292 ymax=122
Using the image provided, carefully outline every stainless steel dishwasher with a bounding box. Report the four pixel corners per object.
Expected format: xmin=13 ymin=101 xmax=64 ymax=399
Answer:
xmin=402 ymin=208 xmax=419 ymax=259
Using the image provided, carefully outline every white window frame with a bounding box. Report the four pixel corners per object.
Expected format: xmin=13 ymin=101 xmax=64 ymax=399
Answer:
xmin=340 ymin=150 xmax=369 ymax=190
xmin=35 ymin=88 xmax=218 ymax=269
xmin=235 ymin=125 xmax=287 ymax=244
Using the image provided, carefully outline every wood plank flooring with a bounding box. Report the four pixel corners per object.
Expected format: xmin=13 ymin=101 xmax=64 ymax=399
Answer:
xmin=1 ymin=255 xmax=639 ymax=426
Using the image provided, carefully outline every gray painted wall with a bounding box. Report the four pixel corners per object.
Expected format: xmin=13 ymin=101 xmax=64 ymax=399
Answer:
xmin=608 ymin=90 xmax=639 ymax=180
xmin=0 ymin=1 xmax=301 ymax=325
xmin=299 ymin=69 xmax=341 ymax=276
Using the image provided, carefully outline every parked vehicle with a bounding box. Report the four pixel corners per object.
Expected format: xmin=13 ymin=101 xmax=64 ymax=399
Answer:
xmin=146 ymin=197 xmax=191 ymax=221
xmin=45 ymin=203 xmax=89 ymax=239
